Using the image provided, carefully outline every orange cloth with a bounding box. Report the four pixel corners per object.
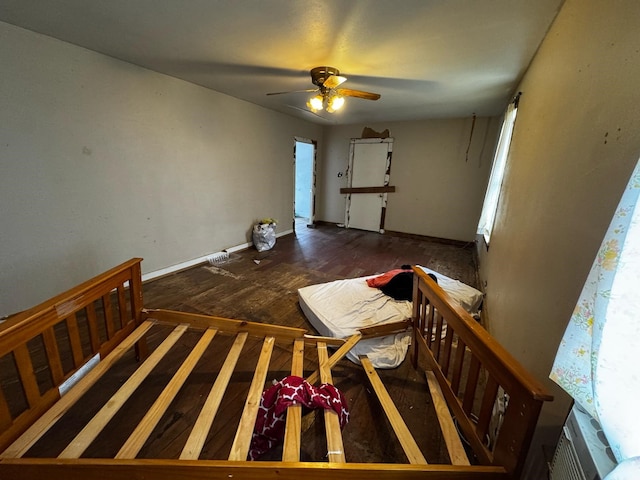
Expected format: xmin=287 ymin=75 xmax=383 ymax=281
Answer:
xmin=366 ymin=268 xmax=412 ymax=288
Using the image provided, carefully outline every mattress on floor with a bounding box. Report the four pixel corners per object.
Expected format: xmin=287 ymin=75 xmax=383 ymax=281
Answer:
xmin=298 ymin=275 xmax=412 ymax=368
xmin=416 ymin=265 xmax=484 ymax=314
xmin=297 ymin=266 xmax=484 ymax=369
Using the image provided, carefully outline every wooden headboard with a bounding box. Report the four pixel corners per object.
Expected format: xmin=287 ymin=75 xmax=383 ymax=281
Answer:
xmin=0 ymin=258 xmax=147 ymax=451
xmin=411 ymin=266 xmax=553 ymax=478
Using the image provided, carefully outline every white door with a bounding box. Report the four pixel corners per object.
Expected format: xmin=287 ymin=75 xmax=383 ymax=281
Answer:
xmin=345 ymin=138 xmax=393 ymax=232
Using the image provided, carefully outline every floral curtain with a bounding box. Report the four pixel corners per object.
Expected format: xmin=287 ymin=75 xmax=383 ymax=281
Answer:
xmin=550 ymin=158 xmax=640 ymax=477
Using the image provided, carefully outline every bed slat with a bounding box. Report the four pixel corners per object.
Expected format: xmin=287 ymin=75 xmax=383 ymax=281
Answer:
xmin=65 ymin=313 xmax=85 ymax=368
xmin=116 ymin=285 xmax=128 ymax=330
xmin=305 ymin=333 xmax=361 ymax=385
xmin=42 ymin=327 xmax=65 ymax=386
xmin=58 ymin=323 xmax=187 ymax=459
xmin=102 ymin=294 xmax=115 ymax=340
xmin=425 ymin=371 xmax=470 ymax=466
xmin=282 ymin=338 xmax=305 ymax=462
xmin=475 ymin=375 xmax=499 ymax=443
xmin=433 ymin=312 xmax=444 ymax=360
xmin=461 ymin=355 xmax=481 ymax=414
xmin=85 ymin=302 xmax=101 ymax=354
xmin=13 ymin=345 xmax=41 ymax=409
xmin=317 ymin=342 xmax=345 ymax=463
xmin=145 ymin=309 xmax=305 ymax=341
xmin=449 ymin=337 xmax=467 ymax=396
xmin=0 ymin=390 xmax=12 ymax=431
xmin=115 ymin=327 xmax=217 ymax=459
xmin=426 ymin=301 xmax=434 ymax=346
xmin=228 ymin=336 xmax=275 ymax=461
xmin=360 ymin=355 xmax=427 ymax=465
xmin=357 ymin=320 xmax=411 ymax=338
xmin=440 ymin=325 xmax=455 ymax=376
xmin=180 ymin=332 xmax=248 ymax=460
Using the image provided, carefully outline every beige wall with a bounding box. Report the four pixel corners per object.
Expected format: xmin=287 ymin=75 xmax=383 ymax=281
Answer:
xmin=477 ymin=0 xmax=640 ymax=476
xmin=318 ymin=118 xmax=500 ymax=241
xmin=0 ymin=22 xmax=322 ymax=316
xmin=5 ymin=3 xmax=639 ymax=472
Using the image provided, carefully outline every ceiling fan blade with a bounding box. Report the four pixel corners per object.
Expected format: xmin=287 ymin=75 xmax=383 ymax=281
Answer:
xmin=337 ymin=88 xmax=381 ymax=100
xmin=323 ymin=74 xmax=347 ymax=89
xmin=266 ymin=88 xmax=318 ymax=96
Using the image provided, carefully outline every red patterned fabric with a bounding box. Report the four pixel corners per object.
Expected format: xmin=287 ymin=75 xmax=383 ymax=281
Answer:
xmin=248 ymin=375 xmax=349 ymax=460
xmin=366 ymin=268 xmax=412 ymax=288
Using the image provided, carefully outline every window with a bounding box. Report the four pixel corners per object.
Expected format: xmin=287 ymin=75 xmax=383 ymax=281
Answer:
xmin=477 ymin=96 xmax=519 ymax=245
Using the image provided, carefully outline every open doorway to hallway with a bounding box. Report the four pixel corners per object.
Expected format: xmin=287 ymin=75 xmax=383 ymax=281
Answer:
xmin=293 ymin=138 xmax=316 ymax=232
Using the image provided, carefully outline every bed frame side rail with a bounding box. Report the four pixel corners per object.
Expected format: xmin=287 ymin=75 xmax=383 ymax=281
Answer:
xmin=411 ymin=267 xmax=553 ymax=479
xmin=0 ymin=258 xmax=146 ymax=453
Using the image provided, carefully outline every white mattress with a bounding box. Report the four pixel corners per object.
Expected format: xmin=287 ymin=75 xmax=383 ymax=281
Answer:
xmin=416 ymin=266 xmax=484 ymax=315
xmin=297 ymin=266 xmax=483 ymax=369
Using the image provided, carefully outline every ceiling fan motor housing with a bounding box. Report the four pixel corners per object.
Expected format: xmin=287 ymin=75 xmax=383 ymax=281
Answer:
xmin=310 ymin=66 xmax=340 ymax=87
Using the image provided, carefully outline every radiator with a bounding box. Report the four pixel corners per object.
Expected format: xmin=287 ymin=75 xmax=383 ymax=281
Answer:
xmin=549 ymin=405 xmax=617 ymax=480
xmin=550 ymin=426 xmax=587 ymax=480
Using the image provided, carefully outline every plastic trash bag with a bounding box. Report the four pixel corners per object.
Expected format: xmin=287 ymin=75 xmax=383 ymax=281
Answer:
xmin=253 ymin=223 xmax=276 ymax=252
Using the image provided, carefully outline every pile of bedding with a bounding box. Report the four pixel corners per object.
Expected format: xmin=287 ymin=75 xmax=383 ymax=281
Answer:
xmin=298 ymin=266 xmax=483 ymax=368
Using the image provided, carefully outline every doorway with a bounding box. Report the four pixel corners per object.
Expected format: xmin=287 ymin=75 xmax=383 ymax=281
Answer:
xmin=294 ymin=138 xmax=316 ymax=231
xmin=345 ymin=138 xmax=394 ymax=233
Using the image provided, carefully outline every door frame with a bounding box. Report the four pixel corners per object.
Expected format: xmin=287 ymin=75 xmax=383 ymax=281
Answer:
xmin=293 ymin=137 xmax=317 ymax=232
xmin=345 ymin=137 xmax=394 ymax=233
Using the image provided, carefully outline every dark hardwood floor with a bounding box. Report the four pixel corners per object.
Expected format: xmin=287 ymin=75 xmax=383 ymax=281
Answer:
xmin=143 ymin=220 xmax=479 ymax=329
xmin=26 ymin=223 xmax=479 ymax=465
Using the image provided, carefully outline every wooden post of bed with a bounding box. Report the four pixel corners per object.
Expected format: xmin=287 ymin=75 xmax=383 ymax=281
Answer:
xmin=129 ymin=259 xmax=148 ymax=361
xmin=411 ymin=272 xmax=429 ymax=370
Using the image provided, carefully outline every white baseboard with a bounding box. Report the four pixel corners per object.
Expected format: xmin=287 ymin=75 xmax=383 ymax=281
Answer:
xmin=141 ymin=229 xmax=293 ymax=283
xmin=141 ymin=254 xmax=211 ymax=282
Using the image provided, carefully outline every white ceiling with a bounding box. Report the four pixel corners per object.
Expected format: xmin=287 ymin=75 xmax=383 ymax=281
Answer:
xmin=0 ymin=0 xmax=564 ymax=125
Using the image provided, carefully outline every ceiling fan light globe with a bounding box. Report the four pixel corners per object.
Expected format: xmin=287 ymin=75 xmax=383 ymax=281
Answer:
xmin=308 ymin=94 xmax=324 ymax=112
xmin=327 ymin=95 xmax=345 ymax=113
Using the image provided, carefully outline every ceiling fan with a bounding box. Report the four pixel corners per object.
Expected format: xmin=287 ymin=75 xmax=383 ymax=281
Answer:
xmin=267 ymin=66 xmax=381 ymax=113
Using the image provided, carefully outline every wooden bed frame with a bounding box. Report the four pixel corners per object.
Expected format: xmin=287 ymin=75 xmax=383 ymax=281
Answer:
xmin=0 ymin=258 xmax=552 ymax=479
